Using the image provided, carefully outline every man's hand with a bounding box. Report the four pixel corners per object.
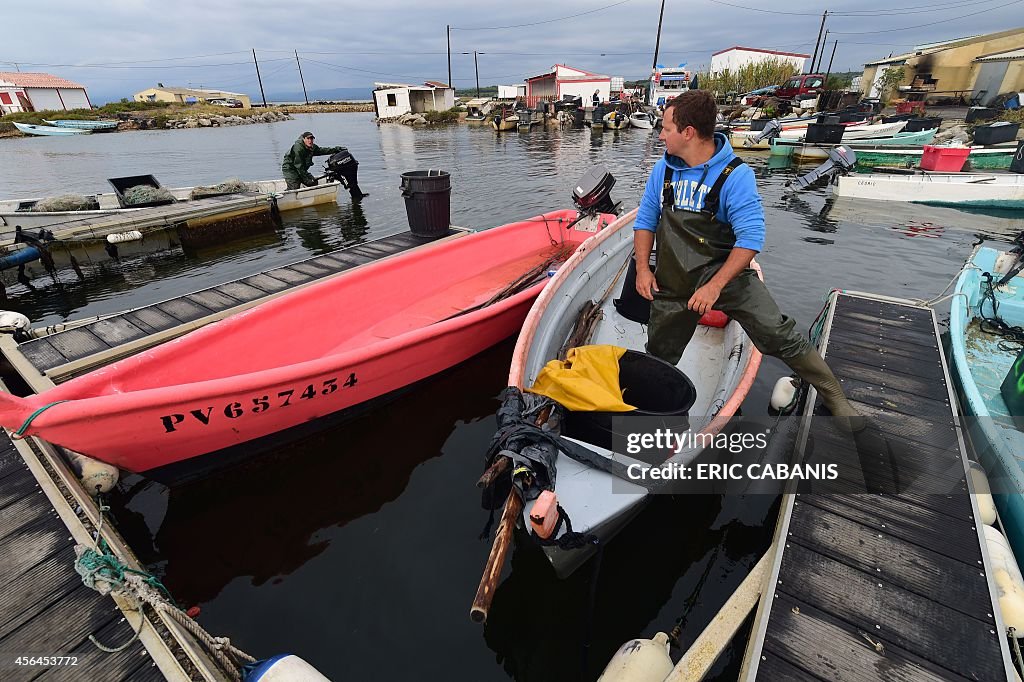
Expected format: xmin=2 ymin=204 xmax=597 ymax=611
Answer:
xmin=636 ymin=269 xmax=659 ymax=301
xmin=687 ymin=282 xmax=722 ymax=315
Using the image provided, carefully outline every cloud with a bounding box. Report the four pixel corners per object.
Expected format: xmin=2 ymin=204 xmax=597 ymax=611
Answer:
xmin=3 ymin=0 xmax=1021 ymax=102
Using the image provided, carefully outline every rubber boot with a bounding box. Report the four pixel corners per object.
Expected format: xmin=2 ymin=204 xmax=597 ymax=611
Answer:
xmin=784 ymin=348 xmax=865 ymax=432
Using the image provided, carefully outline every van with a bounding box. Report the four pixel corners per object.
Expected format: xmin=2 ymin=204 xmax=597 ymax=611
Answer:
xmin=775 ymin=74 xmax=826 ymax=101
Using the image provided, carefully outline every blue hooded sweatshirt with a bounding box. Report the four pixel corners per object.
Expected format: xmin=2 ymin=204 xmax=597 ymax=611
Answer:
xmin=634 ymin=132 xmax=765 ymax=253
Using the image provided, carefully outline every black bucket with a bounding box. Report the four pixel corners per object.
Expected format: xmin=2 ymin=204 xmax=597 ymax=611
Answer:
xmin=903 ymin=116 xmax=941 ymax=133
xmin=562 ymin=350 xmax=697 ymax=451
xmin=613 ymin=252 xmax=656 ymax=324
xmin=400 ymin=170 xmax=451 ymax=239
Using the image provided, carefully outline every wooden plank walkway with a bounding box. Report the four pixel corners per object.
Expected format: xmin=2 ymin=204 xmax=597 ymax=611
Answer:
xmin=744 ymin=292 xmax=1014 ymax=681
xmin=0 ymin=433 xmax=160 ymax=681
xmin=12 ymin=230 xmax=452 ymax=383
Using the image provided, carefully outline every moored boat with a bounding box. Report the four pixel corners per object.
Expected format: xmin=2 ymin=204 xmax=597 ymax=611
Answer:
xmin=13 ymin=122 xmax=90 ymax=136
xmin=628 ymin=111 xmax=655 ymax=129
xmin=0 ymin=208 xmax=616 ymax=473
xmin=770 ymin=128 xmax=938 ymax=160
xmin=834 ymin=171 xmax=1024 ymax=208
xmin=481 ymin=208 xmax=761 ymax=578
xmin=491 ymin=108 xmax=519 ymax=131
xmin=603 ymin=110 xmax=630 ymax=130
xmin=43 ymin=119 xmax=119 ymax=131
xmin=850 ymin=141 xmax=1020 ymax=170
xmin=949 ymin=243 xmax=1024 ymax=558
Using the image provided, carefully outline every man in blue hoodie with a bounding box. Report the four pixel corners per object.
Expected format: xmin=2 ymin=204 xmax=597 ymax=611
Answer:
xmin=633 ymin=90 xmax=860 ymax=427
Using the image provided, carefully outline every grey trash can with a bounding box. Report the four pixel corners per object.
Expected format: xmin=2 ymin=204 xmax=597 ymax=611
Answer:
xmin=400 ymin=170 xmax=451 ymax=238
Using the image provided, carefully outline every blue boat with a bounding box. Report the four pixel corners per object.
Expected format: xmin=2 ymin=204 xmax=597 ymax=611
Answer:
xmin=12 ymin=122 xmax=90 ymax=136
xmin=43 ymin=119 xmax=118 ymax=131
xmin=950 ymin=243 xmax=1024 ymax=557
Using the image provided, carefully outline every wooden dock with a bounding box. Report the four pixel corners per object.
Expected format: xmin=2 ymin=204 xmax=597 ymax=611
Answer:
xmin=4 ymin=229 xmax=459 ymax=387
xmin=742 ymin=291 xmax=1016 ymax=681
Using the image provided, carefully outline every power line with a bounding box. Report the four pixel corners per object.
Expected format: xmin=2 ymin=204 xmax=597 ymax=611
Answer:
xmin=0 ymin=59 xmax=291 ymax=70
xmin=451 ymin=0 xmax=633 ymax=30
xmin=704 ymin=0 xmax=1005 ymax=16
xmin=830 ymin=0 xmax=1023 ymax=34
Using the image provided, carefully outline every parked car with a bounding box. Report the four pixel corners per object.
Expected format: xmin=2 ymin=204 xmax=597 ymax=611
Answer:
xmin=739 ymin=85 xmax=780 ymax=106
xmin=775 ymin=74 xmax=826 ymax=101
xmin=207 ymin=98 xmax=243 ymax=108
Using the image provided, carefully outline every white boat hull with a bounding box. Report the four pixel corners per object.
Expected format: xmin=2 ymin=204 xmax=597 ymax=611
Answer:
xmin=834 ymin=172 xmax=1024 ymax=208
xmin=507 ymin=209 xmax=762 ymax=577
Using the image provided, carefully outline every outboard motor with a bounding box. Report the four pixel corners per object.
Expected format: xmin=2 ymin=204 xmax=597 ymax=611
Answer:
xmin=323 ymin=149 xmax=368 ymax=200
xmin=792 ymin=145 xmax=858 ymax=190
xmin=571 ymin=165 xmax=621 ymax=216
xmin=748 ymin=118 xmax=783 ymax=145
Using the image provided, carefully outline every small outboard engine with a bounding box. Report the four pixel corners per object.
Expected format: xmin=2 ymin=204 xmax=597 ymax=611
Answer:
xmin=792 ymin=146 xmax=858 ymax=190
xmin=571 ymin=165 xmax=621 ymax=216
xmin=323 ymin=149 xmax=368 ymax=199
xmin=749 ymin=118 xmax=783 ymax=145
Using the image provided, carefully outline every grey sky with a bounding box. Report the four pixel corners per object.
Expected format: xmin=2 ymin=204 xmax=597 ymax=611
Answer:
xmin=3 ymin=0 xmax=1022 ymax=102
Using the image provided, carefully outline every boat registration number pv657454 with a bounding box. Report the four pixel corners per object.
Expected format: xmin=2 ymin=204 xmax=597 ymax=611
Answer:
xmin=159 ymin=373 xmax=358 ymax=433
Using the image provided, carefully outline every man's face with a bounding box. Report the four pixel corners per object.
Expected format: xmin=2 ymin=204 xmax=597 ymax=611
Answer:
xmin=659 ymin=108 xmax=695 ymax=157
xmin=303 ymin=136 xmax=314 ymax=149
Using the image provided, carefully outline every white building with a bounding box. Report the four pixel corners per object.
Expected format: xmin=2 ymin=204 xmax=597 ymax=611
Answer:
xmin=525 ymin=64 xmax=611 ymax=106
xmin=0 ymin=72 xmax=91 ymax=114
xmin=372 ymin=81 xmax=455 ymax=119
xmin=497 ymin=84 xmax=526 ymax=99
xmin=710 ymin=47 xmax=809 ymax=75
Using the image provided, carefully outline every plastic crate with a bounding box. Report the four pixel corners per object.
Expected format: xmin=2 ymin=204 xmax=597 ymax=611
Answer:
xmin=920 ymin=145 xmax=970 ymax=172
xmin=804 ymin=123 xmax=844 ymax=144
xmin=973 ymin=121 xmax=1020 ymax=146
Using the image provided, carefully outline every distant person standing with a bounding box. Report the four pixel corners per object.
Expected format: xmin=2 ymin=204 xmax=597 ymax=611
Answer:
xmin=281 ymin=132 xmax=368 ymax=200
xmin=592 ymin=89 xmax=601 ymax=107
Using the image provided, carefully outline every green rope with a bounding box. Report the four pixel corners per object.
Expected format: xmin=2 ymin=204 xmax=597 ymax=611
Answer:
xmin=75 ymin=538 xmax=177 ymax=607
xmin=14 ymin=400 xmax=69 ymax=436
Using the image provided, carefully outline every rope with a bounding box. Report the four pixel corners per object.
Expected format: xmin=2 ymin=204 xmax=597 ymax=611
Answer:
xmin=72 ymin=507 xmax=256 ymax=680
xmin=979 ymin=271 xmax=1024 ymax=350
xmin=14 ymin=400 xmax=69 ymax=437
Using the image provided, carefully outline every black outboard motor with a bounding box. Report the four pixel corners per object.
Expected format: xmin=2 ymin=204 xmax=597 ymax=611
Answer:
xmin=324 ymin=149 xmax=368 ymax=200
xmin=792 ymin=146 xmax=858 ymax=190
xmin=748 ymin=118 xmax=783 ymax=145
xmin=571 ymin=165 xmax=621 ymax=216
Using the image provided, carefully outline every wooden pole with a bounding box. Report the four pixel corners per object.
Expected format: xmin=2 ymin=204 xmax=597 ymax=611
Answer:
xmin=651 ymin=0 xmax=666 ymax=72
xmin=295 ymin=50 xmax=309 ymax=105
xmin=810 ymin=10 xmax=827 ymax=73
xmin=252 ymin=49 xmax=267 ymax=108
xmin=447 ymin=25 xmax=452 ymax=89
xmin=474 ymin=51 xmax=480 ymax=98
xmin=825 ymin=39 xmax=838 ymax=83
xmin=470 ymin=487 xmax=523 ymax=623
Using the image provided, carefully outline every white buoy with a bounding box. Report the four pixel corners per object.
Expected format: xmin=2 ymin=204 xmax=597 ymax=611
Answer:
xmin=62 ymin=449 xmax=118 ymax=495
xmin=984 ymin=525 xmax=1024 ymax=636
xmin=243 ymin=654 xmax=331 ymax=681
xmin=769 ymin=375 xmax=799 ymax=414
xmin=0 ymin=310 xmax=31 ymax=335
xmin=106 ymin=230 xmax=143 ymax=244
xmin=969 ymin=461 xmax=998 ymax=526
xmin=597 ymin=632 xmax=673 ymax=682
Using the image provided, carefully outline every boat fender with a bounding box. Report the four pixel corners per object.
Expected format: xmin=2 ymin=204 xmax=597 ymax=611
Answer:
xmin=529 ymin=490 xmax=560 ymax=540
xmin=63 ymin=449 xmax=119 ymax=495
xmin=106 ymin=230 xmax=143 ymax=244
xmin=968 ymin=461 xmax=998 ymax=526
xmin=0 ymin=310 xmax=31 ymax=335
xmin=597 ymin=632 xmax=673 ymax=682
xmin=243 ymin=654 xmax=331 ymax=682
xmin=983 ymin=525 xmax=1024 ymax=636
xmin=769 ymin=376 xmax=800 ymax=414
xmin=698 ymin=310 xmax=729 ymax=328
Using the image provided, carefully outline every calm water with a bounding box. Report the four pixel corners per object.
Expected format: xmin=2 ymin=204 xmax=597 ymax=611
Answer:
xmin=2 ymin=113 xmax=1022 ymax=680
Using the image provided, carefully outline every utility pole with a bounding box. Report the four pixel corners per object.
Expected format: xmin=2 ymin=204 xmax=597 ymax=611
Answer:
xmin=815 ymin=30 xmax=830 ymax=72
xmin=474 ymin=51 xmax=480 ymax=98
xmin=825 ymin=40 xmax=838 ymax=84
xmin=252 ymin=49 xmax=267 ymax=107
xmin=810 ymin=10 xmax=828 ymax=73
xmin=447 ymin=25 xmax=452 ymax=88
xmin=295 ymin=50 xmax=309 ymax=105
xmin=651 ymin=0 xmax=667 ymax=72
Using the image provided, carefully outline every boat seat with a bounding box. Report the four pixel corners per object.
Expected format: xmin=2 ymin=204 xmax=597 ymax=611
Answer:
xmin=698 ymin=310 xmax=729 ymax=327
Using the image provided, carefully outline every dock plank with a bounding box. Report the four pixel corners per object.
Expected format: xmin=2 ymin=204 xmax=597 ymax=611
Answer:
xmin=155 ymin=298 xmax=213 ymax=324
xmin=87 ymin=318 xmax=149 ymax=347
xmin=787 ymin=504 xmax=991 ymax=620
xmin=0 ymin=516 xmax=71 ymax=591
xmin=826 ymin=315 xmax=939 ymax=350
xmin=239 ymin=273 xmax=290 ymax=293
xmin=828 ymin=356 xmax=950 ymax=405
xmin=18 ymin=339 xmax=70 ymax=372
xmin=33 ymin=616 xmax=154 ymax=682
xmin=0 ymin=548 xmax=80 ymax=640
xmin=764 ymin=592 xmax=970 ymax=682
xmin=776 ymin=544 xmax=1001 ymax=681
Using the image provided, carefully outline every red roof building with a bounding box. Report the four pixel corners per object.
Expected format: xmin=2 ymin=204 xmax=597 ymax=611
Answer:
xmin=0 ymin=72 xmax=91 ymax=114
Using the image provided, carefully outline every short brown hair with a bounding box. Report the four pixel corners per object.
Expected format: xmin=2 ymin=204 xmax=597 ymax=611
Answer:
xmin=666 ymin=90 xmax=717 ymax=139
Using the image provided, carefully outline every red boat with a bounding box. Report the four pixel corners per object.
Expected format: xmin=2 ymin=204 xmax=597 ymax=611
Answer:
xmin=0 ymin=209 xmax=614 ymax=473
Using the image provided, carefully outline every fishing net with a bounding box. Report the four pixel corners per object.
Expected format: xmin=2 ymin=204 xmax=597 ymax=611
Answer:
xmin=30 ymin=194 xmax=100 ymax=212
xmin=122 ymin=185 xmax=175 ymax=206
xmin=189 ymin=178 xmax=252 ymax=200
